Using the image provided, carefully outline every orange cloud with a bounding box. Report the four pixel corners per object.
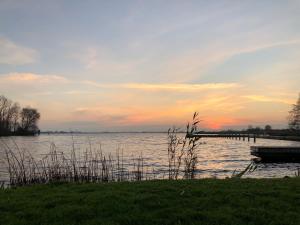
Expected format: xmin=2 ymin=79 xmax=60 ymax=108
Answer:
xmin=83 ymin=81 xmax=240 ymax=92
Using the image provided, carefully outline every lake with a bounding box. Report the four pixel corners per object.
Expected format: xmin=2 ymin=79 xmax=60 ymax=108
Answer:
xmin=1 ymin=133 xmax=300 ymax=182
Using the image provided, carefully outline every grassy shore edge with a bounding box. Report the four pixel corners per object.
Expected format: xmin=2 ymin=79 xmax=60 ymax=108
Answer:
xmin=1 ymin=178 xmax=300 ymax=225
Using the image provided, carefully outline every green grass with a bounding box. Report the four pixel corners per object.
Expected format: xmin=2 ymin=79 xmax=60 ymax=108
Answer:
xmin=0 ymin=179 xmax=300 ymax=225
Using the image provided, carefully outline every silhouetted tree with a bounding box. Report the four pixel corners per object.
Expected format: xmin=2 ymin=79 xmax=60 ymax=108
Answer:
xmin=254 ymin=126 xmax=262 ymax=134
xmin=11 ymin=103 xmax=20 ymax=132
xmin=19 ymin=107 xmax=40 ymax=134
xmin=288 ymin=93 xmax=300 ymax=131
xmin=0 ymin=95 xmax=41 ymax=136
xmin=0 ymin=96 xmax=9 ymax=132
xmin=247 ymin=125 xmax=262 ymax=134
xmin=265 ymin=124 xmax=272 ymax=133
xmin=0 ymin=95 xmax=20 ymax=135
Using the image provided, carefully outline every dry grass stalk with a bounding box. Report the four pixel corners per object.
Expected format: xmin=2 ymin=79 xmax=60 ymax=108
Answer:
xmin=167 ymin=112 xmax=202 ymax=180
xmin=1 ymin=138 xmax=157 ymax=187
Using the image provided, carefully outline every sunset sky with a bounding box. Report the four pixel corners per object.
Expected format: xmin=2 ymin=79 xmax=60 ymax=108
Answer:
xmin=0 ymin=0 xmax=299 ymax=131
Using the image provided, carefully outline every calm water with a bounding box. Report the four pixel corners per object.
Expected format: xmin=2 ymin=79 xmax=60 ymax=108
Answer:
xmin=1 ymin=133 xmax=300 ymax=181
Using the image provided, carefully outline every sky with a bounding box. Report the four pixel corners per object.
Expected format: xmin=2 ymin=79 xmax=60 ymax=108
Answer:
xmin=0 ymin=0 xmax=299 ymax=131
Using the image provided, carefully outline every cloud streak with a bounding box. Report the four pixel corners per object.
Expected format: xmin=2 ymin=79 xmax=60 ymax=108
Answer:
xmin=243 ymin=95 xmax=294 ymax=105
xmin=161 ymin=38 xmax=300 ymax=82
xmin=0 ymin=38 xmax=38 ymax=65
xmin=83 ymin=81 xmax=240 ymax=92
xmin=0 ymin=73 xmax=68 ymax=83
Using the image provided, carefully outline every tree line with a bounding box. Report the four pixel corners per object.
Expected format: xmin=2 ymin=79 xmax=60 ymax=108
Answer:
xmin=288 ymin=93 xmax=300 ymax=131
xmin=0 ymin=95 xmax=40 ymax=136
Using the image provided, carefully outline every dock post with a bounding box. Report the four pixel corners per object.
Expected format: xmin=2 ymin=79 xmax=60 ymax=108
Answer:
xmin=239 ymin=134 xmax=241 ymax=140
xmin=248 ymin=134 xmax=250 ymax=142
xmin=254 ymin=134 xmax=256 ymax=143
xmin=243 ymin=135 xmax=245 ymax=141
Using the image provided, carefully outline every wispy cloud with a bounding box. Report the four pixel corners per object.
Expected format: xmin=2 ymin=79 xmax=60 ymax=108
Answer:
xmin=70 ymin=47 xmax=143 ymax=75
xmin=234 ymin=39 xmax=300 ymax=55
xmin=83 ymin=81 xmax=240 ymax=91
xmin=243 ymin=95 xmax=294 ymax=105
xmin=0 ymin=73 xmax=68 ymax=83
xmin=161 ymin=38 xmax=300 ymax=82
xmin=0 ymin=37 xmax=38 ymax=65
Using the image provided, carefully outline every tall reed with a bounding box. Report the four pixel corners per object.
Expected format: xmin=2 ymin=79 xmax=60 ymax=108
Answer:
xmin=0 ymin=138 xmax=156 ymax=187
xmin=167 ymin=112 xmax=202 ymax=180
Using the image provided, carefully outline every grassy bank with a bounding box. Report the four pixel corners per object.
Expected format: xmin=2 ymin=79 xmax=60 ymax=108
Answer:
xmin=0 ymin=179 xmax=300 ymax=225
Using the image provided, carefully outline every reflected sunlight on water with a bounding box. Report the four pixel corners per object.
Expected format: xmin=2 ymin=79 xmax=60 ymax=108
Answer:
xmin=1 ymin=133 xmax=300 ymax=182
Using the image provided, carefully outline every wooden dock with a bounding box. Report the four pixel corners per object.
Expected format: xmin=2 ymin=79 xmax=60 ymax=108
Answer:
xmin=187 ymin=133 xmax=300 ymax=143
xmin=250 ymin=146 xmax=300 ymax=162
xmin=186 ymin=133 xmax=257 ymax=142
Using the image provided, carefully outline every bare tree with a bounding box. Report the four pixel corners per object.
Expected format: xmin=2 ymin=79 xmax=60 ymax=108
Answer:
xmin=264 ymin=124 xmax=272 ymax=135
xmin=288 ymin=93 xmax=300 ymax=131
xmin=0 ymin=96 xmax=9 ymax=130
xmin=11 ymin=103 xmax=21 ymax=132
xmin=0 ymin=95 xmax=41 ymax=136
xmin=0 ymin=96 xmax=15 ymax=134
xmin=20 ymin=107 xmax=40 ymax=133
xmin=6 ymin=103 xmax=20 ymax=130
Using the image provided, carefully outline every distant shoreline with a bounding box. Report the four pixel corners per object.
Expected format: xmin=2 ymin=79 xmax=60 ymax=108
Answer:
xmin=2 ymin=131 xmax=299 ymax=142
